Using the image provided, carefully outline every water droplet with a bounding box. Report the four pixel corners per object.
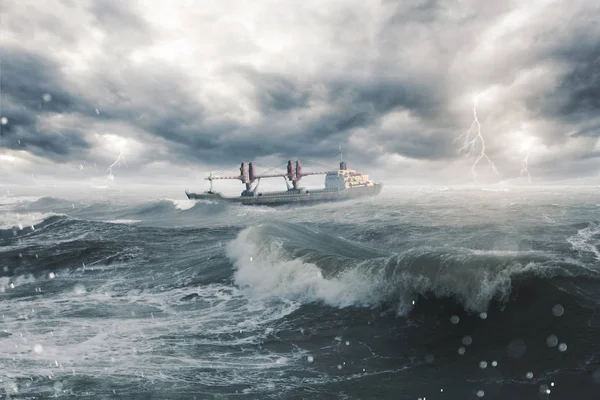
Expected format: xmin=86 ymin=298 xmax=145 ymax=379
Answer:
xmin=479 ymin=312 xmax=488 ymax=319
xmin=42 ymin=93 xmax=52 ymax=102
xmin=479 ymin=361 xmax=488 ymax=369
xmin=345 ymin=341 xmax=350 ymax=346
xmin=476 ymin=389 xmax=485 ymax=397
xmin=552 ymin=304 xmax=564 ymax=317
xmin=458 ymin=346 xmax=466 ymax=355
xmin=48 ymin=272 xmax=55 ymax=279
xmin=337 ymin=364 xmax=342 ymax=370
xmin=9 ymin=283 xmax=14 ymax=289
xmin=73 ymin=284 xmax=86 ymax=295
xmin=307 ymin=355 xmax=314 ymax=363
xmin=34 ymin=344 xmax=43 ymax=353
xmin=491 ymin=361 xmax=498 ymax=367
xmin=507 ymin=339 xmax=526 ymax=358
xmin=1 ymin=117 xmax=7 ymax=125
xmin=450 ymin=315 xmax=460 ymax=324
xmin=546 ymin=334 xmax=558 ymax=347
xmin=526 ymin=372 xmax=533 ymax=379
xmin=592 ymin=369 xmax=600 ymax=384
xmin=558 ymin=343 xmax=567 ymax=352
xmin=462 ymin=336 xmax=473 ymax=346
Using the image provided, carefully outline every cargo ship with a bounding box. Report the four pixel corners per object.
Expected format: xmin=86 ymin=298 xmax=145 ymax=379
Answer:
xmin=185 ymin=150 xmax=382 ymax=205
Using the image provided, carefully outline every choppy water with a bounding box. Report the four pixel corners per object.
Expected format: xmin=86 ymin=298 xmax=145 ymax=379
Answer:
xmin=1 ymin=186 xmax=599 ymax=399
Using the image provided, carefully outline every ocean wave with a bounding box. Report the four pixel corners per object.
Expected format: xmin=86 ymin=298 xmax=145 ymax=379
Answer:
xmin=4 ymin=196 xmax=231 ymax=225
xmin=23 ymin=196 xmax=69 ymax=209
xmin=0 ymin=211 xmax=61 ymax=231
xmin=226 ymin=222 xmax=597 ymax=315
xmin=0 ymin=195 xmax=42 ymax=207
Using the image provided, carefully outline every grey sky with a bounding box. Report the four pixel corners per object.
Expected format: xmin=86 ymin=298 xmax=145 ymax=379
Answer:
xmin=1 ymin=0 xmax=599 ymax=187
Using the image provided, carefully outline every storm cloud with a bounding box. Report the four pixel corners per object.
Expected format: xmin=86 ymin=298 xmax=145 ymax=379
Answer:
xmin=1 ymin=0 xmax=599 ymax=185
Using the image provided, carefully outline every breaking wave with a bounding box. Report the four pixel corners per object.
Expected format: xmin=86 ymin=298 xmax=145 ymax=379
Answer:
xmin=227 ymin=222 xmax=599 ymax=315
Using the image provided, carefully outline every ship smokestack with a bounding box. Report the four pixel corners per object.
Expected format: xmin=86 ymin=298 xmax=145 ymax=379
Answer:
xmin=240 ymin=163 xmax=248 ymax=183
xmin=246 ymin=162 xmax=255 ymax=191
xmin=248 ymin=162 xmax=255 ymax=181
xmin=287 ymin=160 xmax=294 ymax=181
xmin=295 ymin=160 xmax=302 ymax=178
xmin=293 ymin=160 xmax=302 ymax=189
xmin=340 ymin=161 xmax=347 ymax=170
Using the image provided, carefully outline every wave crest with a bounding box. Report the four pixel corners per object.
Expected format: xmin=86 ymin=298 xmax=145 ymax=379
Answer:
xmin=227 ymin=222 xmax=588 ymax=314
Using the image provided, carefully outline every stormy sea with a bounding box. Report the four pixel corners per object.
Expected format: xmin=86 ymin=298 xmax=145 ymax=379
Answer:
xmin=1 ymin=185 xmax=599 ymax=400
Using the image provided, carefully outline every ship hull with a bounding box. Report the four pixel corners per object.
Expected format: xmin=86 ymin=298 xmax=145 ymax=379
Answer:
xmin=186 ymin=183 xmax=382 ymax=206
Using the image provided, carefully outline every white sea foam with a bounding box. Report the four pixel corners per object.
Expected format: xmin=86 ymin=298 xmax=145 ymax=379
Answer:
xmin=567 ymin=222 xmax=600 ymax=261
xmin=167 ymin=199 xmax=197 ymax=211
xmin=0 ymin=212 xmax=56 ymax=230
xmin=0 ymin=274 xmax=38 ymax=292
xmin=226 ymin=226 xmax=549 ymax=314
xmin=0 ymin=278 xmax=303 ymax=392
xmin=481 ymin=188 xmax=509 ymax=192
xmin=102 ymin=219 xmax=141 ymax=225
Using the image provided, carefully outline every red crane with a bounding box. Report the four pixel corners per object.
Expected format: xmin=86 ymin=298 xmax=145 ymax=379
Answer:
xmin=205 ymin=160 xmax=337 ymax=191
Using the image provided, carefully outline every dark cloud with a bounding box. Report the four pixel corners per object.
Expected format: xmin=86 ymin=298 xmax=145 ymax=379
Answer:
xmin=0 ymin=47 xmax=93 ymax=159
xmin=0 ymin=48 xmax=84 ymax=115
xmin=383 ymin=130 xmax=456 ymax=160
xmin=231 ymin=66 xmax=311 ymax=113
xmin=571 ymin=122 xmax=600 ymax=138
xmin=558 ymin=58 xmax=600 ymax=118
xmin=0 ymin=0 xmax=599 ymax=184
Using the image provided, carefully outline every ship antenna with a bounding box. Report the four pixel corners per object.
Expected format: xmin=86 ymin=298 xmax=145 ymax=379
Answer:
xmin=209 ymin=171 xmax=214 ymax=192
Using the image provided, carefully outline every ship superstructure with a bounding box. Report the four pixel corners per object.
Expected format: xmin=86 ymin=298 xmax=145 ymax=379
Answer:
xmin=185 ymin=148 xmax=382 ymax=205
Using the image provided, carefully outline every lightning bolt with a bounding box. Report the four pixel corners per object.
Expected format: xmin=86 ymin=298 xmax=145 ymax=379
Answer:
xmin=456 ymin=95 xmax=500 ymax=181
xmin=106 ymin=150 xmax=125 ymax=181
xmin=520 ymin=149 xmax=531 ymax=183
